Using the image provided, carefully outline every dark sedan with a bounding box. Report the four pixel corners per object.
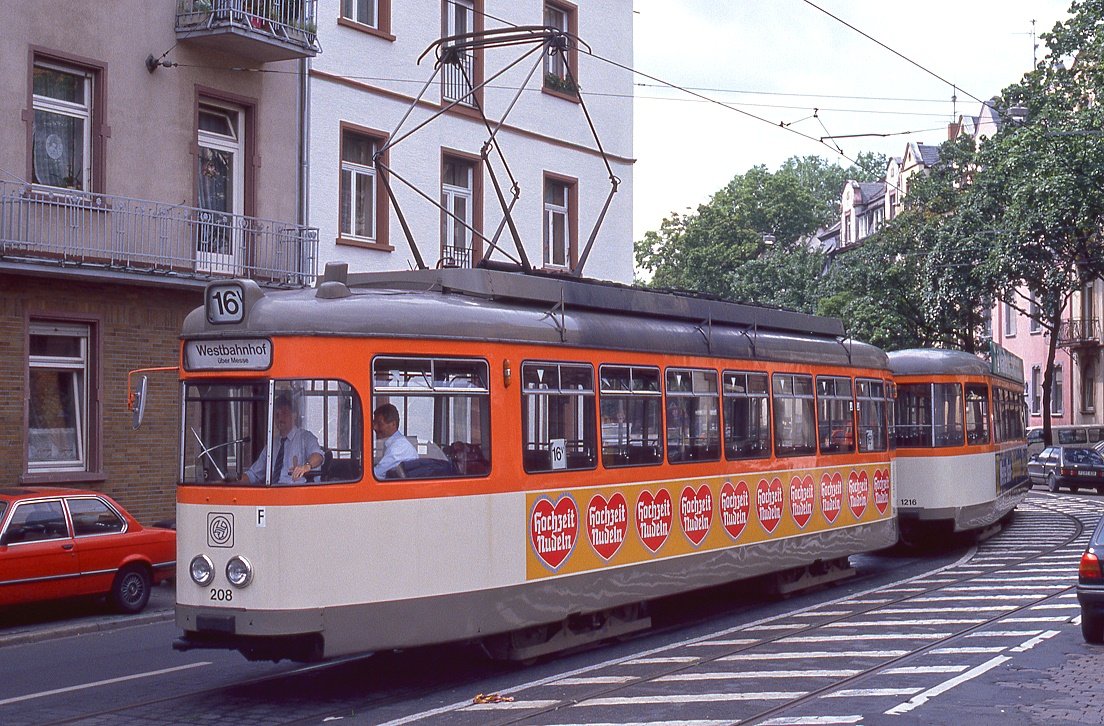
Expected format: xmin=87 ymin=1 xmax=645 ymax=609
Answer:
xmin=1078 ymin=515 xmax=1104 ymax=643
xmin=1027 ymin=446 xmax=1104 ymax=493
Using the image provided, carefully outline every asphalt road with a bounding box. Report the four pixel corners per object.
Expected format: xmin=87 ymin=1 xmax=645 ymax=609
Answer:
xmin=1 ymin=489 xmax=1101 ymax=725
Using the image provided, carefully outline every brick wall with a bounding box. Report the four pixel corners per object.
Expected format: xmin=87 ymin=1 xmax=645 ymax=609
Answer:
xmin=1 ymin=272 xmax=199 ymax=523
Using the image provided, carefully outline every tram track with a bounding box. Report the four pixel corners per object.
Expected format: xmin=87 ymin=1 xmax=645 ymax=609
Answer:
xmin=467 ymin=493 xmax=1098 ymax=726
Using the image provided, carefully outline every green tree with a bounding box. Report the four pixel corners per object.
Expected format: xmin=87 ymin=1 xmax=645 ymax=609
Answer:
xmin=964 ymin=0 xmax=1104 ymax=444
xmin=635 ymin=154 xmax=884 ymax=306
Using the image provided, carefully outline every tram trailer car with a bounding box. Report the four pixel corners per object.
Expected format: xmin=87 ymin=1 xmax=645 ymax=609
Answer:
xmin=888 ymin=349 xmax=1030 ymax=540
xmin=173 ymin=264 xmax=898 ymax=662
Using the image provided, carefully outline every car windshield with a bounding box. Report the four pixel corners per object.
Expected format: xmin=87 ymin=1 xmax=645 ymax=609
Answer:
xmin=1066 ymin=448 xmax=1104 ymax=466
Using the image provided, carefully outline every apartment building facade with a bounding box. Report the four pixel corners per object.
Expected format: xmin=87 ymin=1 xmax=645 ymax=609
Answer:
xmin=0 ymin=0 xmax=319 ymax=520
xmin=308 ymin=0 xmax=635 ymax=281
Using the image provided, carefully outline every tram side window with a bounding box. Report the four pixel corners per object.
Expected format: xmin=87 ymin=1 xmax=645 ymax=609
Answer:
xmin=933 ymin=383 xmax=964 ymax=447
xmin=773 ymin=373 xmax=816 ymax=457
xmin=856 ymin=378 xmax=888 ymax=452
xmin=665 ymin=368 xmax=720 ymax=463
xmin=521 ymin=362 xmax=596 ymax=473
xmin=181 ymin=380 xmax=362 ymax=485
xmin=895 ymin=383 xmax=932 ymax=447
xmin=372 ymin=357 xmax=491 ymax=479
xmin=816 ymin=376 xmax=855 ymax=454
xmin=600 ymin=365 xmax=663 ymax=467
xmin=965 ymin=383 xmax=991 ymax=445
xmin=885 ymin=380 xmax=897 ymax=450
xmin=723 ymin=371 xmax=770 ymax=460
xmin=993 ymin=385 xmax=1026 ymax=443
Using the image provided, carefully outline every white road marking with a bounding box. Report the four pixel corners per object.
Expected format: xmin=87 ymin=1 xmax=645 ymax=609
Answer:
xmin=578 ymin=691 xmax=806 ymax=707
xmin=1002 ymin=616 xmax=1072 ymax=623
xmin=544 ymin=722 xmax=733 ymax=726
xmin=1029 ymin=604 xmax=1080 ymax=610
xmin=825 ymin=687 xmax=924 ymax=698
xmin=965 ymin=630 xmax=1041 ymax=638
xmin=882 ymin=665 xmax=969 ymax=675
xmin=465 ymin=699 xmax=561 ymax=711
xmin=791 ymin=611 xmax=855 ymax=618
xmin=0 ymin=662 xmax=212 ymax=707
xmin=686 ymin=638 xmax=758 ymax=647
xmin=622 ymin=656 xmax=700 ymax=665
xmin=761 ymin=717 xmax=863 ymax=725
xmin=1011 ymin=630 xmax=1061 ymax=652
xmin=778 ymin=633 xmax=950 ymax=643
xmin=719 ymin=650 xmax=908 ymax=661
xmin=877 ymin=606 xmax=1010 ymax=614
xmin=910 ymin=594 xmax=1048 ymax=602
xmin=556 ymin=676 xmax=638 ymax=685
xmin=658 ymin=669 xmax=861 ymax=681
xmin=825 ymin=619 xmax=985 ymax=627
xmin=929 ymin=646 xmax=1006 ymax=654
xmin=885 ymin=656 xmax=1011 ymax=715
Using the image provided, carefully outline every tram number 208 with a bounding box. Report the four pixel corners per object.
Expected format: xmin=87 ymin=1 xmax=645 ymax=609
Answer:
xmin=210 ymin=588 xmax=234 ymax=602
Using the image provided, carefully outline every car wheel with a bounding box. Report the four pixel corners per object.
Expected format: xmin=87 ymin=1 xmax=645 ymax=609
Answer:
xmin=1072 ymin=485 xmax=1081 ymax=493
xmin=1047 ymin=474 xmax=1059 ymax=493
xmin=110 ymin=564 xmax=151 ymax=614
xmin=1082 ymin=610 xmax=1104 ymax=644
xmin=1097 ymin=486 xmax=1104 ymax=495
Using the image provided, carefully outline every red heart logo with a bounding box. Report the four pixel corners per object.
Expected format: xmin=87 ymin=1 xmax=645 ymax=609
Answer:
xmin=848 ymin=470 xmax=869 ymax=519
xmin=821 ymin=472 xmax=843 ymax=523
xmin=720 ymin=480 xmax=750 ymax=540
xmin=756 ymin=477 xmax=784 ymax=533
xmin=680 ymin=484 xmax=713 ymax=546
xmin=873 ymin=468 xmax=891 ymax=514
xmin=790 ymin=474 xmax=815 ymax=529
xmin=587 ymin=492 xmax=628 ymax=560
xmin=636 ymin=488 xmax=673 ymax=553
xmin=530 ymin=495 xmax=578 ymax=570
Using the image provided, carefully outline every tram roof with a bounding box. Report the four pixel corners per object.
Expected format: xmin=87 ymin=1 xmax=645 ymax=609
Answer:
xmin=183 ymin=266 xmax=888 ymax=369
xmin=887 ymin=348 xmax=994 ymax=378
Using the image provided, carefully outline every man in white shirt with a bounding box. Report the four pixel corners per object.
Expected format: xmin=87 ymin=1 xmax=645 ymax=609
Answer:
xmin=241 ymin=395 xmax=323 ymax=485
xmin=372 ymin=403 xmax=418 ymax=479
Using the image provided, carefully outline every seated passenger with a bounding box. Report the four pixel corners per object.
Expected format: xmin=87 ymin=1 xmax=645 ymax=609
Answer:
xmin=372 ymin=403 xmax=419 ymax=479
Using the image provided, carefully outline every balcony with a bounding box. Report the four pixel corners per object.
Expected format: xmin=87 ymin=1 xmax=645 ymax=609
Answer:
xmin=1058 ymin=317 xmax=1101 ymax=348
xmin=441 ymin=49 xmax=476 ymax=107
xmin=0 ymin=181 xmax=318 ymax=287
xmin=175 ymin=0 xmax=320 ymax=64
xmin=440 ymin=244 xmax=473 ymax=268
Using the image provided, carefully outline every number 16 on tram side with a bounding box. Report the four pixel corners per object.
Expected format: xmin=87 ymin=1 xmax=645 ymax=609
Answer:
xmin=172 ymin=265 xmax=898 ymax=662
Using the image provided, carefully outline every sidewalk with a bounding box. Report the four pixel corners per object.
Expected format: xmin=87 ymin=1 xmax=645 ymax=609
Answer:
xmin=0 ymin=581 xmax=175 ymax=648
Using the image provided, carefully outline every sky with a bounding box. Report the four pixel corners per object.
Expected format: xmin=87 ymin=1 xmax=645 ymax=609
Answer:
xmin=629 ymin=0 xmax=1074 ymax=242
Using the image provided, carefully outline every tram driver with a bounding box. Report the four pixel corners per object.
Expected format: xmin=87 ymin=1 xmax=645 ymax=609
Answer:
xmin=240 ymin=394 xmax=324 ymax=485
xmin=372 ymin=403 xmax=419 ymax=478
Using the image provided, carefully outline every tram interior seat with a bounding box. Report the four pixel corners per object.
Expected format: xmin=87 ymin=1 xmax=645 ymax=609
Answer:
xmin=319 ymin=449 xmax=362 ymax=482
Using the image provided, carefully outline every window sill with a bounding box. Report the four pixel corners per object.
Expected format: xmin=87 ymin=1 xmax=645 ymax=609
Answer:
xmin=337 ymin=236 xmax=393 ymax=252
xmin=20 ymin=470 xmax=107 ymax=485
xmin=337 ymin=17 xmax=395 ymax=41
xmin=541 ymin=85 xmax=580 ymax=103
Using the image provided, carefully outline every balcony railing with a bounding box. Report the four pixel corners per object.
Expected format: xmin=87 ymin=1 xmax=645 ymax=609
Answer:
xmin=442 ymin=49 xmax=476 ymax=107
xmin=440 ymin=244 xmax=473 ymax=268
xmin=175 ymin=0 xmax=320 ymax=63
xmin=0 ymin=181 xmax=317 ymax=287
xmin=1058 ymin=317 xmax=1101 ymax=348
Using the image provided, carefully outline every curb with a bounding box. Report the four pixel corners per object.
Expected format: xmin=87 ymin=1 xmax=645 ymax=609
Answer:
xmin=0 ymin=608 xmax=175 ymax=649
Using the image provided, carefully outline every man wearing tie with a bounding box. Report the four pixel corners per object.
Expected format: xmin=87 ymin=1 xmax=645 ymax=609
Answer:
xmin=241 ymin=394 xmax=323 ymax=484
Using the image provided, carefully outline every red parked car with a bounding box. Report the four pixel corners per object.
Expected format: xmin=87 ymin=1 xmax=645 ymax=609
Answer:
xmin=0 ymin=488 xmax=175 ymax=613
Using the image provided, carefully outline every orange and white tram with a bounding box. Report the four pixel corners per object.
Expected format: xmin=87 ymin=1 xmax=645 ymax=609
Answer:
xmin=173 ymin=264 xmax=897 ymax=662
xmin=888 ymin=348 xmax=1030 ymax=540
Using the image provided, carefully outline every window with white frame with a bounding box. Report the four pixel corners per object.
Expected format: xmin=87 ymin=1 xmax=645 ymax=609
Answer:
xmin=1028 ymin=292 xmax=1041 ymax=333
xmin=340 ymin=129 xmax=378 ymax=242
xmin=442 ymin=0 xmax=476 ymax=105
xmin=1004 ymin=301 xmax=1017 ymax=337
xmin=441 ymin=157 xmax=474 ymax=267
xmin=28 ymin=322 xmax=90 ymax=472
xmin=32 ymin=61 xmax=93 ymax=191
xmin=342 ymin=0 xmax=378 ymax=27
xmin=1030 ymin=365 xmax=1041 ymax=415
xmin=1083 ymin=357 xmax=1096 ymax=413
xmin=1052 ymin=364 xmax=1064 ymax=415
xmin=196 ymin=102 xmax=244 ymax=268
xmin=543 ymin=2 xmax=576 ymax=94
xmin=543 ymin=177 xmax=573 ymax=269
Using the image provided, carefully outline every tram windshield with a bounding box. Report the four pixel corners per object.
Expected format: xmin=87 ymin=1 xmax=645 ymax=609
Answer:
xmin=181 ymin=379 xmax=363 ymax=486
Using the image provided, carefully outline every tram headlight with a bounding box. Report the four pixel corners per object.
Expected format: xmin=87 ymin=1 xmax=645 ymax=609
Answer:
xmin=189 ymin=555 xmax=214 ymax=586
xmin=226 ymin=555 xmax=254 ymax=588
